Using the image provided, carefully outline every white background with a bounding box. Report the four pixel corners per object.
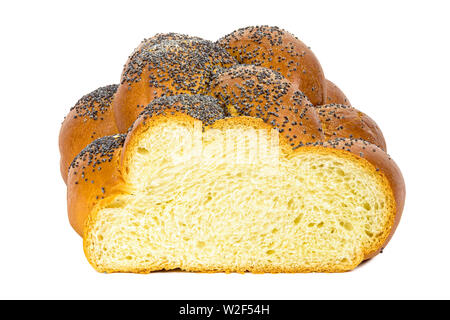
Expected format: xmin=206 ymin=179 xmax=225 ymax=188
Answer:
xmin=1 ymin=0 xmax=449 ymax=299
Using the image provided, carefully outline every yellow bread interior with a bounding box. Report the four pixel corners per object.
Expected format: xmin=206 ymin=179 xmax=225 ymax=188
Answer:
xmin=84 ymin=116 xmax=395 ymax=273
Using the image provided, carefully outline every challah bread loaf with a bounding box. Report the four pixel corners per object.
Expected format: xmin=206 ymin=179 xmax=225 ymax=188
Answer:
xmin=80 ymin=102 xmax=404 ymax=273
xmin=112 ymin=33 xmax=236 ymax=132
xmin=60 ymin=26 xmax=406 ymax=273
xmin=59 ymin=85 xmax=119 ymax=184
xmin=67 ymin=134 xmax=126 ymax=236
xmin=217 ymin=26 xmax=326 ymax=105
xmin=209 ymin=65 xmax=324 ymax=148
xmin=316 ymin=104 xmax=387 ymax=151
xmin=325 ymin=79 xmax=351 ymax=106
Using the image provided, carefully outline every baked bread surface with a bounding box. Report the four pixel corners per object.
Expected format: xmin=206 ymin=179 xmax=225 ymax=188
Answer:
xmin=112 ymin=33 xmax=236 ymax=132
xmin=315 ymin=104 xmax=387 ymax=151
xmin=59 ymin=84 xmax=119 ymax=183
xmin=67 ymin=134 xmax=126 ymax=236
xmin=218 ymin=26 xmax=326 ymax=105
xmin=210 ymin=65 xmax=324 ymax=148
xmin=325 ymin=79 xmax=351 ymax=106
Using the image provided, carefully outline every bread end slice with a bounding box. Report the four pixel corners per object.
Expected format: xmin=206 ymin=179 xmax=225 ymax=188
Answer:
xmin=84 ymin=115 xmax=402 ymax=273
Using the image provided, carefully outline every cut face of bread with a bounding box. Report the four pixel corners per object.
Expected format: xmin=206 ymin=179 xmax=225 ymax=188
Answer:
xmin=84 ymin=116 xmax=396 ymax=273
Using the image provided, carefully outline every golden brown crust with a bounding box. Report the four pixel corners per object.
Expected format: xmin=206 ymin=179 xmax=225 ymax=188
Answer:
xmin=209 ymin=65 xmax=324 ymax=148
xmin=112 ymin=34 xmax=237 ymax=132
xmin=130 ymin=94 xmax=226 ymax=130
xmin=323 ymin=138 xmax=405 ymax=259
xmin=85 ymin=261 xmax=355 ymax=274
xmin=59 ymin=85 xmax=119 ymax=184
xmin=316 ymin=104 xmax=387 ymax=151
xmin=218 ymin=26 xmax=326 ymax=105
xmin=325 ymin=79 xmax=351 ymax=106
xmin=67 ymin=134 xmax=126 ymax=236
